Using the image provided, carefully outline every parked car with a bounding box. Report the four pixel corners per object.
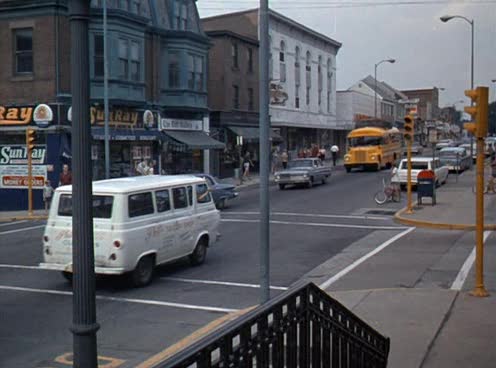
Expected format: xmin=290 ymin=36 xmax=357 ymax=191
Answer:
xmin=435 ymin=139 xmax=455 ymax=150
xmin=274 ymin=158 xmax=331 ymax=189
xmin=411 ymin=142 xmax=424 ymax=155
xmin=392 ymin=157 xmax=449 ymax=188
xmin=194 ymin=173 xmax=239 ymax=209
xmin=438 ymin=147 xmax=471 ymax=172
xmin=459 ymin=143 xmax=476 ymax=162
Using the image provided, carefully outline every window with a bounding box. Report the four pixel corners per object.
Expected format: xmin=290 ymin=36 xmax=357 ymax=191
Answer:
xmin=305 ymin=51 xmax=311 ymax=106
xmin=118 ymin=39 xmax=128 ymax=79
xmin=174 ymin=0 xmax=181 ymax=29
xmin=318 ymin=56 xmax=323 ymax=107
xmin=119 ymin=0 xmax=130 ymax=11
xmin=168 ymin=52 xmax=180 ymax=88
xmin=295 ymin=86 xmax=300 ymax=108
xmin=14 ymin=28 xmax=33 ymax=74
xmin=187 ymin=186 xmax=193 ymax=206
xmin=279 ymin=41 xmax=286 ymax=82
xmin=187 ymin=54 xmax=194 ymax=90
xmin=232 ymin=43 xmax=238 ymax=68
xmin=180 ymin=3 xmax=188 ymax=30
xmin=172 ymin=187 xmax=188 ymax=209
xmin=197 ymin=183 xmax=212 ymax=204
xmin=58 ymin=195 xmax=114 ymax=218
xmin=294 ymin=47 xmax=300 ymax=87
xmin=130 ymin=41 xmax=140 ymax=81
xmin=233 ymin=85 xmax=239 ymax=109
xmin=327 ymin=59 xmax=333 ymax=113
xmin=187 ymin=55 xmax=204 ymax=91
xmin=128 ymin=192 xmax=154 ymax=217
xmin=93 ymin=34 xmax=104 ymax=77
xmin=248 ymin=88 xmax=254 ymax=111
xmin=247 ymin=48 xmax=253 ymax=72
xmin=155 ymin=189 xmax=171 ymax=212
xmin=132 ymin=0 xmax=141 ymax=15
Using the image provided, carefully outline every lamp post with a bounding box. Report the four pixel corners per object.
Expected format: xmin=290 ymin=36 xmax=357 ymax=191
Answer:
xmin=440 ymin=14 xmax=474 ymax=167
xmin=374 ymin=58 xmax=396 ymax=120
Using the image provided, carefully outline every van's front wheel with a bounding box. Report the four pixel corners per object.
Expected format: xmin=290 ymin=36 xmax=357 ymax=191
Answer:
xmin=131 ymin=255 xmax=154 ymax=287
xmin=190 ymin=238 xmax=208 ymax=266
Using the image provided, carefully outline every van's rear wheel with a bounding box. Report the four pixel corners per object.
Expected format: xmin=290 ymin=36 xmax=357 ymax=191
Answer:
xmin=131 ymin=255 xmax=154 ymax=287
xmin=190 ymin=238 xmax=208 ymax=266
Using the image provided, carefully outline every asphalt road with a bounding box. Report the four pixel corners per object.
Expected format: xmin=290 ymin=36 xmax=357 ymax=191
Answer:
xmin=0 ymin=168 xmax=407 ymax=368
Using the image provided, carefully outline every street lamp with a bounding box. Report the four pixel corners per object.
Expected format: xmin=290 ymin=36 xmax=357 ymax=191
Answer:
xmin=374 ymin=58 xmax=396 ymax=120
xmin=440 ymin=14 xmax=474 ymax=166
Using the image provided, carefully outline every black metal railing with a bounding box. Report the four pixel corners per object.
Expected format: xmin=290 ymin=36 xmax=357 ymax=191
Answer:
xmin=156 ymin=281 xmax=390 ymax=368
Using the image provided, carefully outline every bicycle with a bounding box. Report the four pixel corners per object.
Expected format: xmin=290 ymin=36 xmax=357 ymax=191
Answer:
xmin=374 ymin=178 xmax=401 ymax=204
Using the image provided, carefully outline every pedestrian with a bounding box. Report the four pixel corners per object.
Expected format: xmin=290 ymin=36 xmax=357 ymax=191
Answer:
xmin=136 ymin=159 xmax=149 ymax=175
xmin=147 ymin=160 xmax=156 ymax=175
xmin=43 ymin=180 xmax=54 ymax=211
xmin=318 ymin=147 xmax=326 ymax=161
xmin=330 ymin=144 xmax=339 ymax=166
xmin=243 ymin=152 xmax=253 ymax=179
xmin=58 ymin=164 xmax=72 ymax=186
xmin=311 ymin=144 xmax=319 ymax=158
xmin=271 ymin=150 xmax=279 ymax=174
xmin=281 ymin=150 xmax=289 ymax=169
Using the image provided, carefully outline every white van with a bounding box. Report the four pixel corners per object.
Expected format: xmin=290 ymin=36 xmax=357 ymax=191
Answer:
xmin=40 ymin=175 xmax=220 ymax=286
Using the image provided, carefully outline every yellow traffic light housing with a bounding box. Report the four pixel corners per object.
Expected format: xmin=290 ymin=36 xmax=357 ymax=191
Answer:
xmin=26 ymin=128 xmax=37 ymax=152
xmin=464 ymin=87 xmax=489 ymax=138
xmin=404 ymin=115 xmax=414 ymax=142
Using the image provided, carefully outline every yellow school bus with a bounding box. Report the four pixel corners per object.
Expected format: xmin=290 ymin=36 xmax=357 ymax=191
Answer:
xmin=344 ymin=127 xmax=402 ymax=172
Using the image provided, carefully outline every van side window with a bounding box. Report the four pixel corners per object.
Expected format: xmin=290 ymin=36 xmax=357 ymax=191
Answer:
xmin=187 ymin=186 xmax=193 ymax=206
xmin=58 ymin=194 xmax=113 ymax=218
xmin=172 ymin=187 xmax=188 ymax=209
xmin=128 ymin=192 xmax=154 ymax=217
xmin=197 ymin=183 xmax=212 ymax=203
xmin=155 ymin=190 xmax=171 ymax=213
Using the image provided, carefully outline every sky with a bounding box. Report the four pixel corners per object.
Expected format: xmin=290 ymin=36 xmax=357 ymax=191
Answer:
xmin=197 ymin=0 xmax=496 ymax=110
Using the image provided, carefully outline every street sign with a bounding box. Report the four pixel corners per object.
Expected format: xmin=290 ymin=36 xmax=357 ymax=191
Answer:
xmin=428 ymin=129 xmax=438 ymax=144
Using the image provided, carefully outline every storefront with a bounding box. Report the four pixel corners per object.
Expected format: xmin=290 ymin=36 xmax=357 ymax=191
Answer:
xmin=159 ymin=117 xmax=224 ymax=175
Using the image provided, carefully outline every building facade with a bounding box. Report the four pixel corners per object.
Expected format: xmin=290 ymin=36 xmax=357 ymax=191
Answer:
xmin=0 ymin=0 xmax=222 ymax=211
xmin=401 ymin=88 xmax=440 ymax=121
xmin=202 ymin=9 xmax=342 ymax=160
xmin=335 ymin=90 xmax=376 ymax=130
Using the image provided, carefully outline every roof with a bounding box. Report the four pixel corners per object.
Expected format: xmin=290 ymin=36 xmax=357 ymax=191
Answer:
xmin=362 ymin=76 xmax=408 ymax=101
xmin=56 ymin=175 xmax=205 ymax=194
xmin=347 ymin=127 xmax=386 ymax=138
xmin=399 ymin=157 xmax=433 ymax=162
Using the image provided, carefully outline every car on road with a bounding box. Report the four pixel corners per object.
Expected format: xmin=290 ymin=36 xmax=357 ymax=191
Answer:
xmin=274 ymin=158 xmax=331 ymax=189
xmin=435 ymin=139 xmax=455 ymax=150
xmin=194 ymin=173 xmax=239 ymax=209
xmin=459 ymin=143 xmax=476 ymax=162
xmin=410 ymin=142 xmax=424 ymax=155
xmin=438 ymin=147 xmax=471 ymax=172
xmin=40 ymin=175 xmax=221 ymax=287
xmin=392 ymin=157 xmax=449 ymax=188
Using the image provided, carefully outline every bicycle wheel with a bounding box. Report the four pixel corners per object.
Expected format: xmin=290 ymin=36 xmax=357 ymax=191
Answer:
xmin=374 ymin=190 xmax=388 ymax=204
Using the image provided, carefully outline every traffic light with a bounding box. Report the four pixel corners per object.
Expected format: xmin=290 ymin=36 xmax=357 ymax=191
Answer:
xmin=26 ymin=128 xmax=37 ymax=152
xmin=464 ymin=87 xmax=489 ymax=138
xmin=404 ymin=115 xmax=414 ymax=143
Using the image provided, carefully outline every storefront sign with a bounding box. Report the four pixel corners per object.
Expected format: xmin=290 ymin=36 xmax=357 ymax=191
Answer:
xmin=0 ymin=145 xmax=46 ymax=165
xmin=0 ymin=106 xmax=33 ymax=126
xmin=0 ymin=165 xmax=47 ymax=189
xmin=90 ymin=107 xmax=139 ymax=128
xmin=159 ymin=118 xmax=203 ymax=131
xmin=33 ymin=104 xmax=54 ymax=128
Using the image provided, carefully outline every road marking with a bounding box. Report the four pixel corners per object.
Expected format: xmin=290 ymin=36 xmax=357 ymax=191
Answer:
xmin=0 ymin=264 xmax=41 ymax=270
xmin=0 ymin=225 xmax=45 ymax=235
xmin=162 ymin=276 xmax=288 ymax=290
xmin=319 ymin=227 xmax=416 ymax=289
xmin=0 ymin=220 xmax=28 ymax=227
xmin=451 ymin=231 xmax=492 ymax=291
xmin=0 ymin=285 xmax=239 ymax=314
xmin=226 ymin=211 xmax=389 ymax=221
xmin=222 ymin=218 xmax=408 ymax=230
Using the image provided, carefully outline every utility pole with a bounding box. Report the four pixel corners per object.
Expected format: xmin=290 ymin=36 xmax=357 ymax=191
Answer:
xmin=69 ymin=0 xmax=100 ymax=366
xmin=259 ymin=0 xmax=270 ymax=303
xmin=103 ymin=0 xmax=110 ymax=179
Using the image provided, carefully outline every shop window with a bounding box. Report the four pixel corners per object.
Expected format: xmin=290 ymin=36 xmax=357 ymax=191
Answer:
xmin=128 ymin=192 xmax=154 ymax=217
xmin=247 ymin=48 xmax=253 ymax=72
xmin=196 ymin=184 xmax=212 ymax=204
xmin=14 ymin=28 xmax=33 ymax=75
xmin=118 ymin=38 xmax=128 ymax=79
xmin=172 ymin=187 xmax=188 ymax=209
xmin=155 ymin=189 xmax=171 ymax=212
xmin=93 ymin=34 xmax=104 ymax=77
xmin=168 ymin=52 xmax=180 ymax=88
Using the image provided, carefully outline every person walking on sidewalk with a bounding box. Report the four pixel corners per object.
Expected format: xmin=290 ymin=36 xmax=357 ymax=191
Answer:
xmin=243 ymin=152 xmax=253 ymax=179
xmin=281 ymin=150 xmax=289 ymax=169
xmin=58 ymin=164 xmax=72 ymax=186
xmin=271 ymin=149 xmax=279 ymax=174
xmin=330 ymin=144 xmax=339 ymax=166
xmin=43 ymin=180 xmax=54 ymax=211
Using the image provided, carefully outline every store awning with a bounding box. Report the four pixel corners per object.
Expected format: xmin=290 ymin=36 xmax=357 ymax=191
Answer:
xmin=228 ymin=126 xmax=283 ymax=142
xmin=91 ymin=128 xmax=160 ymax=141
xmin=163 ymin=130 xmax=225 ymax=150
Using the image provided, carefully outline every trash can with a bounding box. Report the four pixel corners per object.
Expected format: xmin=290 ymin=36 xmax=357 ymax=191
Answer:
xmin=417 ymin=170 xmax=436 ymax=205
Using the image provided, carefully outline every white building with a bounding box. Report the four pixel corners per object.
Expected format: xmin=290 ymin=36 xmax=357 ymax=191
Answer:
xmin=336 ymin=90 xmax=376 ymax=130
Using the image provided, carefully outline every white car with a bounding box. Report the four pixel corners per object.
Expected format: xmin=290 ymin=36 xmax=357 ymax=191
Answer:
xmin=392 ymin=157 xmax=449 ymax=187
xmin=435 ymin=139 xmax=455 ymax=151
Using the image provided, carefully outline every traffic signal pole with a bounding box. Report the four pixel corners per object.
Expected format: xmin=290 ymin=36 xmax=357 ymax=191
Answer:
xmin=404 ymin=115 xmax=414 ymax=214
xmin=26 ymin=129 xmax=34 ymax=216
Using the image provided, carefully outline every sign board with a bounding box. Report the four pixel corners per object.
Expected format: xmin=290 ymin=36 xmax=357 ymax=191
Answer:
xmin=428 ymin=129 xmax=438 ymax=144
xmin=0 ymin=145 xmax=46 ymax=165
xmin=0 ymin=165 xmax=47 ymax=189
xmin=159 ymin=118 xmax=203 ymax=131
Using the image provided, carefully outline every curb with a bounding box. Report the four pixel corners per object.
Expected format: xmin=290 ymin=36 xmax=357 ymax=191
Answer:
xmin=394 ymin=206 xmax=496 ymax=231
xmin=0 ymin=215 xmax=48 ymax=223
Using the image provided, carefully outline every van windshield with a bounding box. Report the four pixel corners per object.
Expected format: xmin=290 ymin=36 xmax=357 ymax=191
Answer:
xmin=58 ymin=194 xmax=114 ymax=218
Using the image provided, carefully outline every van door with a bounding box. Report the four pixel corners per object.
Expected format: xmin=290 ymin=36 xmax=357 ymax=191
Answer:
xmin=154 ymin=189 xmax=175 ymax=264
xmin=171 ymin=186 xmax=196 ymax=258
